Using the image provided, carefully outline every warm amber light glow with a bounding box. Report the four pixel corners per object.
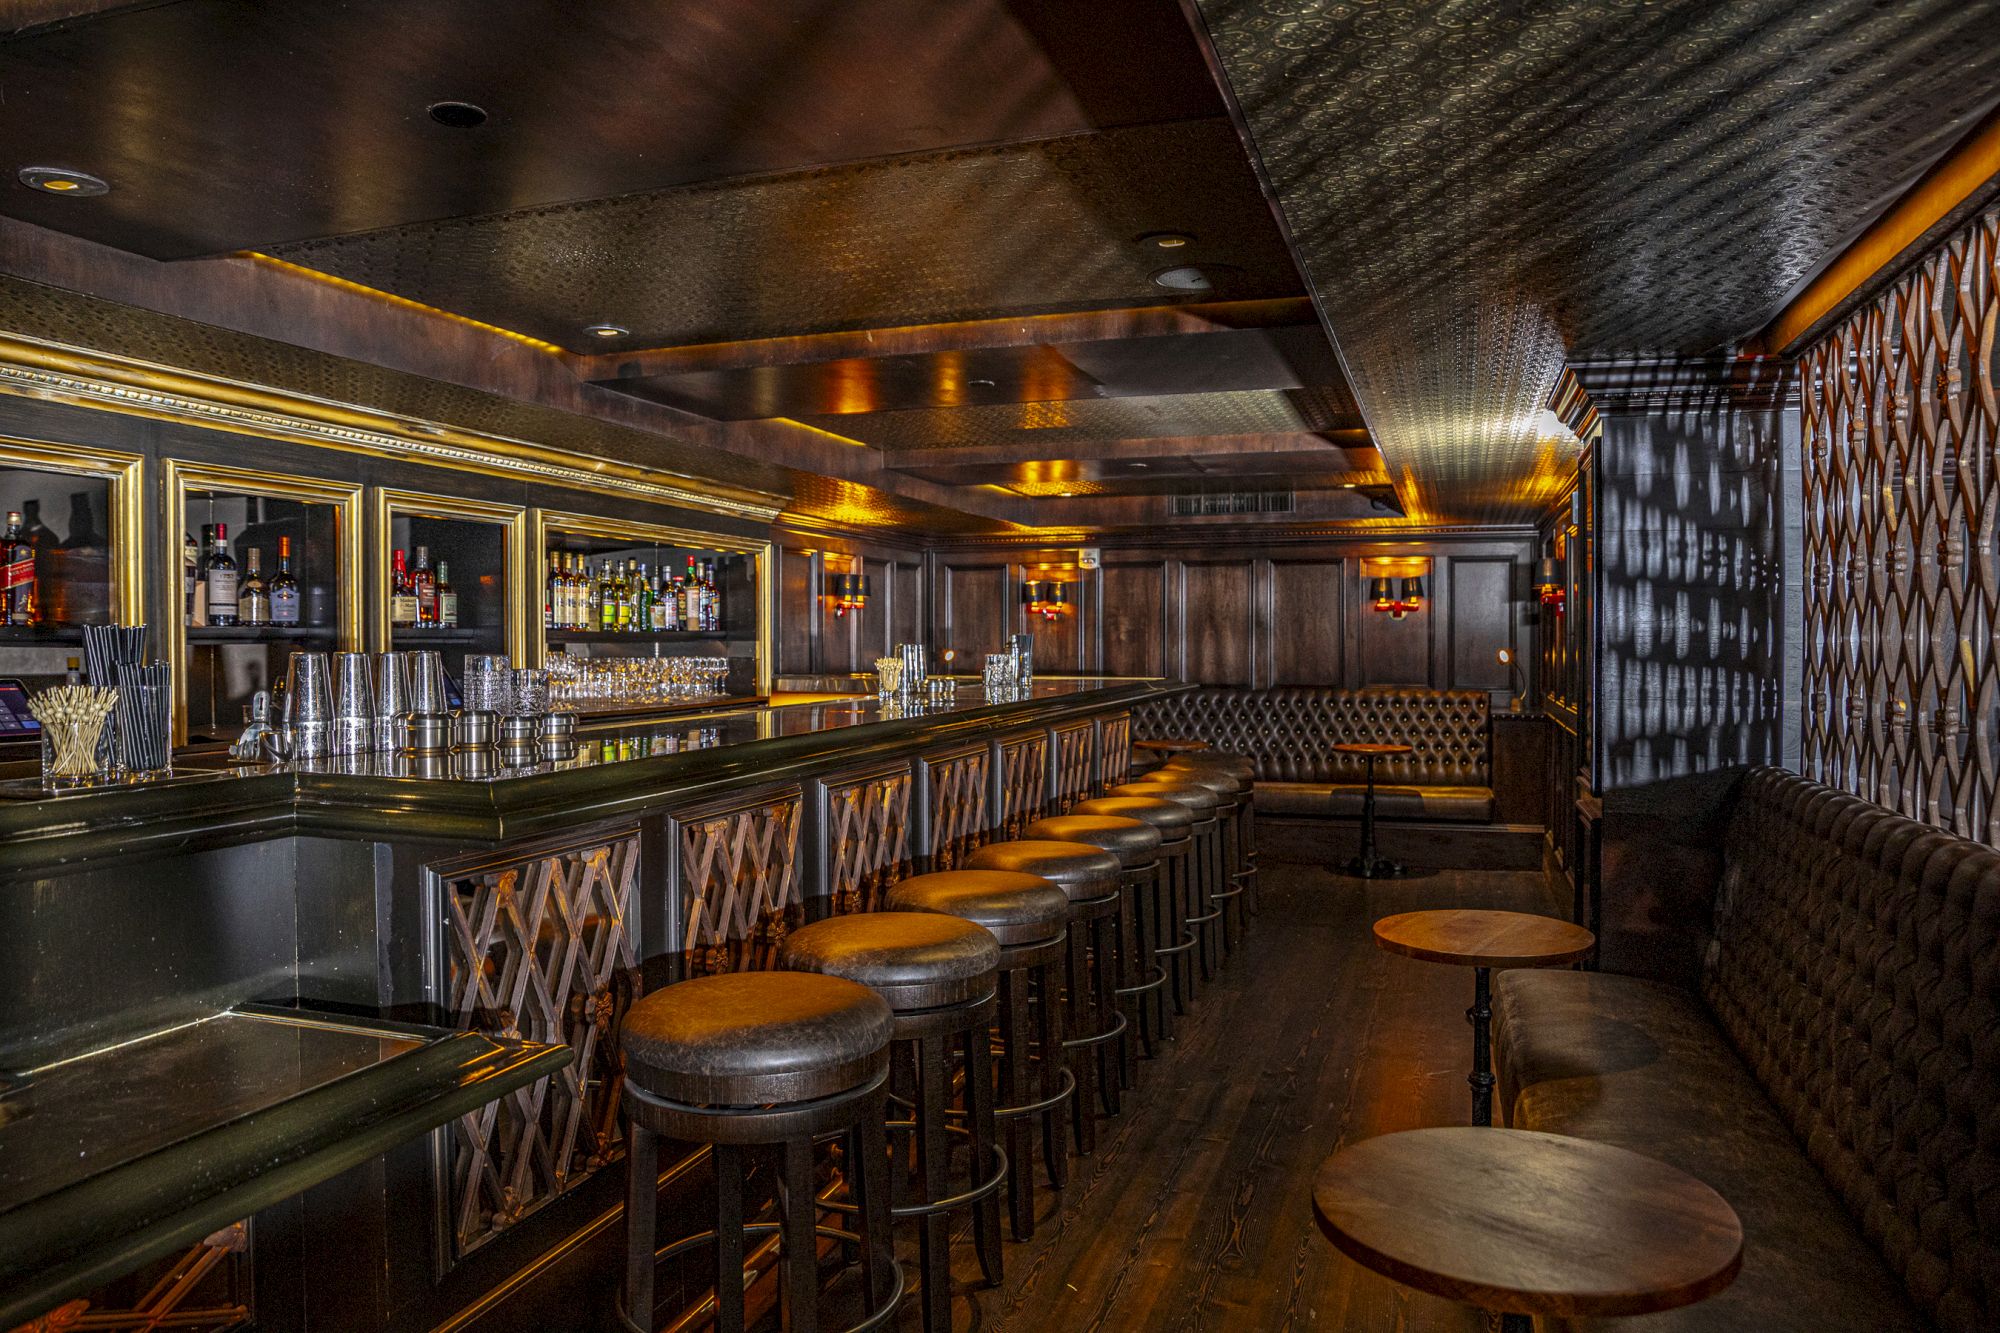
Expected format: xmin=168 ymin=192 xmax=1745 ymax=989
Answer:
xmin=239 ymin=253 xmax=567 ymax=354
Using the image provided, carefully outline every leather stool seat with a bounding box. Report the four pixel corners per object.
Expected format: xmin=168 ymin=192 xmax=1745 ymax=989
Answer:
xmin=779 ymin=912 xmax=1000 ymax=1011
xmin=1022 ymin=814 xmax=1162 ymax=862
xmin=1143 ymin=767 xmax=1246 ymax=799
xmin=887 ymin=871 xmax=1068 ymax=946
xmin=1071 ymin=794 xmax=1194 ymax=832
xmin=1165 ymin=753 xmax=1254 ymax=781
xmin=1109 ymin=779 xmax=1220 ymax=815
xmin=967 ymin=840 xmax=1121 ymax=899
xmin=623 ymin=971 xmax=892 ymax=1106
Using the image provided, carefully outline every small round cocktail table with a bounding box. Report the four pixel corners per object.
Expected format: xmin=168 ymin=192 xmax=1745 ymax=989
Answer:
xmin=1373 ymin=909 xmax=1594 ymax=1125
xmin=1313 ymin=1128 xmax=1743 ymax=1332
xmin=1332 ymin=741 xmax=1413 ymax=878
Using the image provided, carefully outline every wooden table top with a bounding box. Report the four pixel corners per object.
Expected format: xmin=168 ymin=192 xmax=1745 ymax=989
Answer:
xmin=1133 ymin=737 xmax=1210 ymax=753
xmin=1332 ymin=741 xmax=1414 ymax=756
xmin=1373 ymin=909 xmax=1594 ymax=968
xmin=1312 ymin=1128 xmax=1743 ymax=1318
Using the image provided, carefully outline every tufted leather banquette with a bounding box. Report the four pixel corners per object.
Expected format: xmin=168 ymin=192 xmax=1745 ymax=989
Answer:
xmin=1493 ymin=768 xmax=1999 ymax=1333
xmin=1132 ymin=687 xmax=1494 ymax=822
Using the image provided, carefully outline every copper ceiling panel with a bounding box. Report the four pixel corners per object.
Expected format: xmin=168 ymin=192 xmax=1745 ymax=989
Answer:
xmin=1188 ymin=0 xmax=2000 ymax=524
xmin=0 ymin=0 xmax=1225 ymax=257
xmin=264 ymin=120 xmax=1302 ymax=352
xmin=797 ymin=384 xmax=1362 ymax=451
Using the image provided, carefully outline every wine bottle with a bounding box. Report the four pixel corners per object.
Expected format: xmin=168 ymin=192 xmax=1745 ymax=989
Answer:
xmin=702 ymin=560 xmax=720 ymax=631
xmin=2 ymin=510 xmax=34 ymax=627
xmin=599 ymin=561 xmax=617 ymax=632
xmin=436 ymin=560 xmax=459 ymax=629
xmin=682 ymin=557 xmax=699 ymax=627
xmin=389 ymin=549 xmax=417 ymax=630
xmin=412 ymin=545 xmax=437 ymax=627
xmin=240 ymin=547 xmax=270 ymax=626
xmin=270 ymin=536 xmax=300 ymax=626
xmin=204 ymin=523 xmax=239 ymax=627
xmin=182 ymin=530 xmax=198 ymax=623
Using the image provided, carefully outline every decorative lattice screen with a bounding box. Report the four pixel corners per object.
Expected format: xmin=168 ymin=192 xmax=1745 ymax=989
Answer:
xmin=1800 ymin=203 xmax=1999 ymax=844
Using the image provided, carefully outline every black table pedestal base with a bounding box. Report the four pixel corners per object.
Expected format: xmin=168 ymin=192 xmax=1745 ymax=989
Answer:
xmin=1468 ymin=965 xmax=1494 ymax=1127
xmin=1340 ymin=752 xmax=1405 ymax=879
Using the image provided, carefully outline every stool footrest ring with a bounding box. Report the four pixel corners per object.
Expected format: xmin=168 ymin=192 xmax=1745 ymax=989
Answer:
xmin=822 ymin=1139 xmax=1010 ymax=1221
xmin=1186 ymin=907 xmax=1222 ymax=925
xmin=1061 ymin=1008 xmax=1129 ymax=1051
xmin=1154 ymin=933 xmax=1198 ymax=958
xmin=1114 ymin=963 xmax=1169 ymax=998
xmin=617 ymin=1224 xmax=907 ymax=1333
xmin=992 ymin=1063 xmax=1076 ymax=1120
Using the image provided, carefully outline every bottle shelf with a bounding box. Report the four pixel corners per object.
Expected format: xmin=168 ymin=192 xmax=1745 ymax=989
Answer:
xmin=186 ymin=625 xmax=339 ymax=643
xmin=390 ymin=627 xmax=491 ymax=645
xmin=0 ymin=623 xmax=87 ymax=644
xmin=544 ymin=628 xmax=744 ymax=645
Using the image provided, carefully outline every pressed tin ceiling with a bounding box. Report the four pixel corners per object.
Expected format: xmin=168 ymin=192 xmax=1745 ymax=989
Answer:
xmin=1188 ymin=0 xmax=2000 ymax=524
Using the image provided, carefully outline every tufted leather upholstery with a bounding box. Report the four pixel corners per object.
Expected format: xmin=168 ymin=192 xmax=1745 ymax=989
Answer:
xmin=1494 ymin=767 xmax=1999 ymax=1333
xmin=1134 ymin=687 xmax=1494 ymax=822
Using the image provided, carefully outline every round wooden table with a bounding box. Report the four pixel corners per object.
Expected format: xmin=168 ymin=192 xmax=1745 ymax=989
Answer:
xmin=1373 ymin=909 xmax=1595 ymax=1125
xmin=1313 ymin=1128 xmax=1743 ymax=1331
xmin=1331 ymin=741 xmax=1413 ymax=878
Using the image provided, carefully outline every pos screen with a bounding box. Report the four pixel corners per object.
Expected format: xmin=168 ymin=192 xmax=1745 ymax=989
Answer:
xmin=0 ymin=679 xmax=40 ymax=736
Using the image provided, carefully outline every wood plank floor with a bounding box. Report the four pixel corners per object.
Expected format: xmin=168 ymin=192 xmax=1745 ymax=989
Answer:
xmin=884 ymin=851 xmax=1565 ymax=1332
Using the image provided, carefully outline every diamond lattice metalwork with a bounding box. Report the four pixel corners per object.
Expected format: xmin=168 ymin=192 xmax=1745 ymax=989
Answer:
xmin=679 ymin=790 xmax=805 ymax=976
xmin=819 ymin=764 xmax=914 ymax=915
xmin=1801 ymin=204 xmax=2000 ymax=845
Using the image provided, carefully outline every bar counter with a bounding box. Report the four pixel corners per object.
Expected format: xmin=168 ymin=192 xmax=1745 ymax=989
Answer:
xmin=0 ymin=676 xmax=1176 ymax=1333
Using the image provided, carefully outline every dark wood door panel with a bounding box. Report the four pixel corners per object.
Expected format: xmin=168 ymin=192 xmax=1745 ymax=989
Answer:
xmin=1447 ymin=558 xmax=1515 ymax=691
xmin=941 ymin=563 xmax=1008 ymax=660
xmin=777 ymin=545 xmax=816 ymax=674
xmin=1270 ymin=559 xmax=1346 ymax=685
xmin=1101 ymin=562 xmax=1167 ymax=678
xmin=1356 ymin=590 xmax=1431 ymax=686
xmin=1182 ymin=561 xmax=1254 ymax=685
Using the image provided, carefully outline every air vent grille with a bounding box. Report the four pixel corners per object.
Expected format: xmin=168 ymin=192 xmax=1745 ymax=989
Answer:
xmin=1169 ymin=489 xmax=1296 ymax=517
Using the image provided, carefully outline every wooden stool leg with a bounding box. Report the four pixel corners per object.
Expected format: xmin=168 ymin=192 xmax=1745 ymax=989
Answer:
xmin=998 ymin=969 xmax=1037 ymax=1239
xmin=964 ymin=1021 xmax=1004 ymax=1286
xmin=779 ymin=1136 xmax=819 ymax=1333
xmin=1033 ymin=961 xmax=1070 ymax=1190
xmin=1092 ymin=911 xmax=1123 ymax=1116
xmin=713 ymin=1144 xmax=745 ymax=1333
xmin=915 ymin=1034 xmax=952 ymax=1333
xmin=623 ymin=1123 xmax=658 ymax=1333
xmin=852 ymin=1093 xmax=895 ymax=1311
xmin=1065 ymin=925 xmax=1099 ymax=1155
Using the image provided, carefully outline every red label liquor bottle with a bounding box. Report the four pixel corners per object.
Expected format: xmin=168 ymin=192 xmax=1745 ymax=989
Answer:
xmin=411 ymin=545 xmax=437 ymax=627
xmin=389 ymin=549 xmax=418 ymax=630
xmin=2 ymin=510 xmax=35 ymax=626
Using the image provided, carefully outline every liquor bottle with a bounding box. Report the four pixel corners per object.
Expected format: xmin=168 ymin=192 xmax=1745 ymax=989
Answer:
xmin=570 ymin=554 xmax=586 ymax=629
xmin=682 ymin=557 xmax=700 ymax=627
xmin=240 ymin=547 xmax=270 ymax=627
xmin=614 ymin=561 xmax=632 ymax=631
xmin=702 ymin=560 xmax=720 ymax=631
xmin=655 ymin=570 xmax=674 ymax=631
xmin=599 ymin=562 xmax=617 ymax=632
xmin=436 ymin=561 xmax=459 ymax=629
xmin=204 ymin=523 xmax=239 ymax=627
xmin=412 ymin=545 xmax=438 ymax=627
xmin=270 ymin=536 xmax=300 ymax=626
xmin=180 ymin=530 xmax=199 ymax=623
xmin=389 ymin=549 xmax=418 ymax=630
xmin=2 ymin=510 xmax=34 ymax=626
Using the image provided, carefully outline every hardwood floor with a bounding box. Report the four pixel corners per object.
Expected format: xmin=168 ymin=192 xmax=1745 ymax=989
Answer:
xmin=889 ymin=850 xmax=1566 ymax=1332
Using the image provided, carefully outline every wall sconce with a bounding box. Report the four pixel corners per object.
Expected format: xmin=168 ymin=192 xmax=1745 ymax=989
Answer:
xmin=829 ymin=571 xmax=870 ymax=617
xmin=1496 ymin=647 xmax=1526 ymax=710
xmin=1023 ymin=580 xmax=1071 ymax=620
xmin=1362 ymin=555 xmax=1430 ymax=620
xmin=1536 ymin=557 xmax=1565 ymax=615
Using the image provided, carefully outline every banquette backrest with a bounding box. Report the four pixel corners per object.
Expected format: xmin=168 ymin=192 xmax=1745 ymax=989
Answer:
xmin=1132 ymin=687 xmax=1491 ymax=788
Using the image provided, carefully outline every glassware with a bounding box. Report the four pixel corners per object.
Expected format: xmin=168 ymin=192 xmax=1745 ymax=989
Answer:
xmin=512 ymin=667 xmax=550 ymax=716
xmin=30 ymin=683 xmax=116 ymax=787
xmin=874 ymin=656 xmax=903 ymax=699
xmin=406 ymin=649 xmax=450 ymax=713
xmin=330 ymin=652 xmax=374 ymax=755
xmin=464 ymin=653 xmax=513 ymax=715
xmin=113 ymin=662 xmax=172 ymax=773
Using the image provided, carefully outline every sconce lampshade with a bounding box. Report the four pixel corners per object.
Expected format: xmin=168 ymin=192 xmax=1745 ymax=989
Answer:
xmin=1369 ymin=577 xmax=1393 ymax=604
xmin=1400 ymin=576 xmax=1425 ymax=605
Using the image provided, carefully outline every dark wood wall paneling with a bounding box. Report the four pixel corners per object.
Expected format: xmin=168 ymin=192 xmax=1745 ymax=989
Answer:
xmin=774 ymin=535 xmax=926 ymax=676
xmin=1533 ymin=462 xmax=1593 ymax=903
xmin=923 ymin=535 xmax=1537 ymax=697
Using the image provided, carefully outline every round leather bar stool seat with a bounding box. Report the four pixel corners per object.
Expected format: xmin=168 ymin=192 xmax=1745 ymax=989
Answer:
xmin=1071 ymin=794 xmax=1195 ymax=833
xmin=1022 ymin=814 xmax=1162 ymax=864
xmin=1134 ymin=737 xmax=1210 ymax=755
xmin=1165 ymin=753 xmax=1254 ymax=781
xmin=1145 ymin=766 xmax=1247 ymax=800
xmin=1109 ymin=779 xmax=1220 ymax=816
xmin=886 ymin=871 xmax=1068 ymax=947
xmin=779 ymin=912 xmax=1000 ymax=1013
xmin=967 ymin=840 xmax=1122 ymax=901
xmin=624 ymin=971 xmax=893 ymax=1107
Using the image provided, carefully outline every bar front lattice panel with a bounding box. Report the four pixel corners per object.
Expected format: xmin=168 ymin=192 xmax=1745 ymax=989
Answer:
xmin=1801 ymin=204 xmax=1999 ymax=845
xmin=437 ymin=831 xmax=641 ymax=1259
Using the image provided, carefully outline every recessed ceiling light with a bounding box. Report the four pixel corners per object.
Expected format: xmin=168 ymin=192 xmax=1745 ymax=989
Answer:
xmin=19 ymin=166 xmax=108 ymax=196
xmin=428 ymin=101 xmax=489 ymax=129
xmin=1138 ymin=231 xmax=1194 ymax=249
xmin=583 ymin=323 xmax=628 ymax=339
xmin=1340 ymin=482 xmax=1357 ymax=489
xmin=1057 ymin=491 xmax=1075 ymax=498
xmin=1151 ymin=265 xmax=1213 ymax=291
xmin=968 ymin=378 xmax=997 ymax=388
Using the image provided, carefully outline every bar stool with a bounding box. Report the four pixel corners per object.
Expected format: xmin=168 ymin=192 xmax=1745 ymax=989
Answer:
xmin=964 ymin=839 xmax=1124 ymax=1153
xmin=1072 ymin=794 xmax=1195 ymax=1034
xmin=1021 ymin=813 xmax=1162 ymax=1090
xmin=779 ymin=913 xmax=1006 ymax=1333
xmin=620 ymin=971 xmax=902 ymax=1333
xmin=1108 ymin=778 xmax=1224 ymax=987
xmin=885 ymin=869 xmax=1072 ymax=1243
xmin=1165 ymin=752 xmax=1260 ymax=916
xmin=1139 ymin=766 xmax=1250 ymax=954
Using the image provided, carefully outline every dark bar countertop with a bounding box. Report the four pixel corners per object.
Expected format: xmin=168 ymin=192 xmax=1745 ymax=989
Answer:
xmin=0 ymin=678 xmax=1180 ymax=871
